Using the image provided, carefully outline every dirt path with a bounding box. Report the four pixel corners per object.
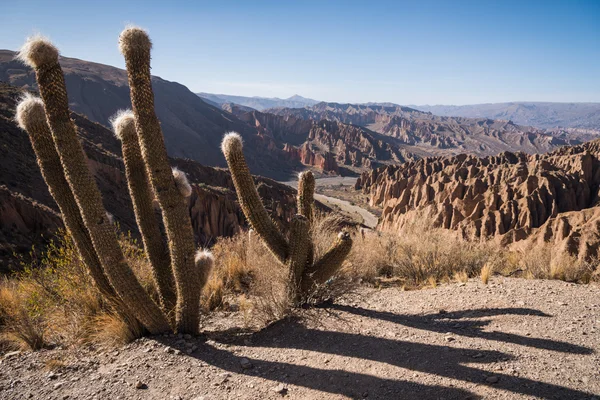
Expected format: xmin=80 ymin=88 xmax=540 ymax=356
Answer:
xmin=1 ymin=278 xmax=599 ymax=399
xmin=281 ymin=177 xmax=378 ymax=228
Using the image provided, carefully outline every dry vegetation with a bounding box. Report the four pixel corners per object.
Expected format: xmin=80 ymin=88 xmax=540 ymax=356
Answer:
xmin=1 ymin=214 xmax=598 ymax=352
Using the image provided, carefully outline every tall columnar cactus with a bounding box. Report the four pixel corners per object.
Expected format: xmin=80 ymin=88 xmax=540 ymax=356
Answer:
xmin=16 ymin=32 xmax=214 ymax=335
xmin=118 ymin=27 xmax=201 ymax=334
xmin=17 ymin=36 xmax=171 ymax=334
xmin=221 ymin=132 xmax=353 ymax=302
xmin=111 ymin=111 xmax=176 ymax=315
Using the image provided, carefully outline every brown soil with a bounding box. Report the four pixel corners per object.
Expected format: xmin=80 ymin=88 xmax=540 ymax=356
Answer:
xmin=1 ymin=277 xmax=599 ymax=399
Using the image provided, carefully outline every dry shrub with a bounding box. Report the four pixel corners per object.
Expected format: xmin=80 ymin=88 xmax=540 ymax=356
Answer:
xmin=0 ymin=229 xmax=153 ymax=350
xmin=0 ymin=280 xmax=46 ymax=350
xmin=346 ymin=217 xmax=501 ymax=288
xmin=510 ymin=243 xmax=597 ymax=283
xmin=480 ymin=263 xmax=493 ymax=284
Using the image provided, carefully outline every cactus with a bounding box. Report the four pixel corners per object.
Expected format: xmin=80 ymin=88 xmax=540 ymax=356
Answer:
xmin=221 ymin=132 xmax=352 ymax=303
xmin=16 ymin=31 xmax=215 ymax=335
xmin=118 ymin=27 xmax=201 ymax=334
xmin=17 ymin=36 xmax=170 ymax=334
xmin=111 ymin=110 xmax=176 ymax=315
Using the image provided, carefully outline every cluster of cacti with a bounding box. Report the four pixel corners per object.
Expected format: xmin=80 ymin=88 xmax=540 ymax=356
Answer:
xmin=221 ymin=133 xmax=353 ymax=303
xmin=15 ymin=28 xmax=212 ymax=334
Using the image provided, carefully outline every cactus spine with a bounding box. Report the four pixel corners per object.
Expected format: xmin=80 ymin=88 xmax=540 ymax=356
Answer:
xmin=119 ymin=27 xmax=200 ymax=333
xmin=221 ymin=133 xmax=352 ymax=302
xmin=18 ymin=36 xmax=170 ymax=334
xmin=111 ymin=111 xmax=176 ymax=315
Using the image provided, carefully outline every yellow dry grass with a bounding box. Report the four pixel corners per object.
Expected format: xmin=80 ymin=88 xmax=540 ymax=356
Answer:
xmin=1 ymin=213 xmax=598 ymax=351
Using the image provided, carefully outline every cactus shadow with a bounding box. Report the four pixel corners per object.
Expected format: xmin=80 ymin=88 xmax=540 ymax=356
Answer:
xmin=194 ymin=305 xmax=596 ymax=399
xmin=330 ymin=304 xmax=593 ymax=355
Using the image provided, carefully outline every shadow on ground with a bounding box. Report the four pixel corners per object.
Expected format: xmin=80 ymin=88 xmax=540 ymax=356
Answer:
xmin=159 ymin=306 xmax=595 ymax=399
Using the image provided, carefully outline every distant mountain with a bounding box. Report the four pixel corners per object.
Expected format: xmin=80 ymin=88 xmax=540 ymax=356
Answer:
xmin=412 ymin=102 xmax=600 ymax=130
xmin=267 ymin=102 xmax=583 ymax=159
xmin=197 ymin=92 xmax=319 ymax=111
xmin=0 ymin=49 xmax=301 ymax=179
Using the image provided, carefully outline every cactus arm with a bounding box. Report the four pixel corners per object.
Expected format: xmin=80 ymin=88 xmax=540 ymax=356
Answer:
xmin=221 ymin=132 xmax=289 ymax=263
xmin=112 ymin=111 xmax=177 ymax=315
xmin=297 ymin=171 xmax=315 ymax=223
xmin=119 ymin=27 xmax=199 ymax=334
xmin=287 ymin=215 xmax=310 ymax=303
xmin=15 ymin=95 xmax=128 ymax=312
xmin=195 ymin=249 xmax=214 ymax=295
xmin=19 ymin=37 xmax=170 ymax=334
xmin=301 ymin=232 xmax=352 ymax=294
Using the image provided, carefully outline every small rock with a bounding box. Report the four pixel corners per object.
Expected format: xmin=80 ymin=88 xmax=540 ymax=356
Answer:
xmin=164 ymin=346 xmax=174 ymax=354
xmin=47 ymin=372 xmax=58 ymax=380
xmin=485 ymin=376 xmax=499 ymax=384
xmin=273 ymin=384 xmax=288 ymax=395
xmin=445 ymin=336 xmax=456 ymax=342
xmin=53 ymin=382 xmax=63 ymax=390
xmin=240 ymin=358 xmax=253 ymax=370
xmin=135 ymin=381 xmax=147 ymax=389
xmin=516 ymin=300 xmax=525 ymax=306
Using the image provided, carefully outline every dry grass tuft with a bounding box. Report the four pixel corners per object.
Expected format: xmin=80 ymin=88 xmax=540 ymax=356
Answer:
xmin=480 ymin=263 xmax=493 ymax=284
xmin=0 ymin=230 xmax=154 ymax=350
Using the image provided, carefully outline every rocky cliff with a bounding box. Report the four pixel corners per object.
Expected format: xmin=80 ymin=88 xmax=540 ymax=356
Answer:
xmin=356 ymin=139 xmax=600 ymax=260
xmin=0 ymin=84 xmax=302 ymax=272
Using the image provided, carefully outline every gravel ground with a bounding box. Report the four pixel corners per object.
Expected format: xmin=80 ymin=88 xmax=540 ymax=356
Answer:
xmin=1 ymin=277 xmax=599 ymax=399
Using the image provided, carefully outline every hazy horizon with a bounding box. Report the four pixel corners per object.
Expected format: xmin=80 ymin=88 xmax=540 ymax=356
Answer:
xmin=2 ymin=0 xmax=599 ymax=105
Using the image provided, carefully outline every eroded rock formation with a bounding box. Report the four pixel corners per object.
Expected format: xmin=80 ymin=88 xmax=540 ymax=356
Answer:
xmin=357 ymin=139 xmax=600 ymax=259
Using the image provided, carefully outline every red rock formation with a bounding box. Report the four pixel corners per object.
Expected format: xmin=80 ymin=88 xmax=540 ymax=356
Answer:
xmin=357 ymin=139 xmax=600 ymax=259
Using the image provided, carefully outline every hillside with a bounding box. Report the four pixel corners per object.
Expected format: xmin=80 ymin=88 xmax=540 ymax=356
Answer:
xmin=197 ymin=92 xmax=319 ymax=110
xmin=0 ymin=84 xmax=301 ymax=272
xmin=0 ymin=50 xmax=299 ymax=180
xmin=413 ymin=102 xmax=600 ymax=130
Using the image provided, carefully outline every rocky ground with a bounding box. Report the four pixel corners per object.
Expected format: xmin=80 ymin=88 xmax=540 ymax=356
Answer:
xmin=1 ymin=277 xmax=599 ymax=399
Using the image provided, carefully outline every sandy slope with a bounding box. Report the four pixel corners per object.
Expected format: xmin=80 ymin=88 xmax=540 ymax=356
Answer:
xmin=1 ymin=278 xmax=599 ymax=399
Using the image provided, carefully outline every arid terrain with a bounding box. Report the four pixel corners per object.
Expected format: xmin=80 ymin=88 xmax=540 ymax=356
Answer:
xmin=1 ymin=278 xmax=598 ymax=399
xmin=1 ymin=13 xmax=600 ymax=400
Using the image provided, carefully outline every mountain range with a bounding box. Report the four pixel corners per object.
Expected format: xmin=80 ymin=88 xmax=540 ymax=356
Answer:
xmin=1 ymin=48 xmax=597 ymax=181
xmin=197 ymin=92 xmax=319 ymax=111
xmin=411 ymin=102 xmax=600 ymax=130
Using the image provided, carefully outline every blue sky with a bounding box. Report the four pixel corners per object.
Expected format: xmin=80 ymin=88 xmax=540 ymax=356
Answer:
xmin=1 ymin=0 xmax=599 ymax=104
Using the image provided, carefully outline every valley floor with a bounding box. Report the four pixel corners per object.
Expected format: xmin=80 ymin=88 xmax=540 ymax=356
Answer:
xmin=1 ymin=278 xmax=599 ymax=399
